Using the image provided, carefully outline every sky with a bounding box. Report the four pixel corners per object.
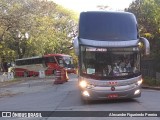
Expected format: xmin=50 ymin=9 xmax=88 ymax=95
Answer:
xmin=53 ymin=0 xmax=134 ymax=13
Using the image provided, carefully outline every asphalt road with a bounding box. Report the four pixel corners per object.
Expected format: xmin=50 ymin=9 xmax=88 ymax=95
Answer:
xmin=0 ymin=74 xmax=160 ymax=120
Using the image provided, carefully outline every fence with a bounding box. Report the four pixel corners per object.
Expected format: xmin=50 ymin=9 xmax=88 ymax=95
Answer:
xmin=141 ymin=58 xmax=156 ymax=78
xmin=0 ymin=72 xmax=14 ymax=82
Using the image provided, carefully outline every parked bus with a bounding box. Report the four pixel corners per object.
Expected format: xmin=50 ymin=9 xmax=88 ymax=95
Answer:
xmin=73 ymin=11 xmax=150 ymax=101
xmin=9 ymin=54 xmax=75 ymax=77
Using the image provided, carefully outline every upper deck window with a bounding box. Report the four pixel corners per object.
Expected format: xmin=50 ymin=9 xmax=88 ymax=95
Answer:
xmin=79 ymin=12 xmax=138 ymax=41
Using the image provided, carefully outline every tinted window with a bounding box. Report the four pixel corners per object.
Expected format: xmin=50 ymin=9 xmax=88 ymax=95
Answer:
xmin=55 ymin=56 xmax=63 ymax=64
xmin=79 ymin=12 xmax=138 ymax=41
xmin=44 ymin=57 xmax=56 ymax=63
xmin=80 ymin=46 xmax=141 ymax=80
xmin=16 ymin=58 xmax=43 ymax=65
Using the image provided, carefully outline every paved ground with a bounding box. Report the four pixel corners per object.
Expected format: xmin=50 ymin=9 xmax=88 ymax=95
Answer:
xmin=0 ymin=76 xmax=55 ymax=98
xmin=0 ymin=74 xmax=160 ymax=99
xmin=0 ymin=74 xmax=160 ymax=120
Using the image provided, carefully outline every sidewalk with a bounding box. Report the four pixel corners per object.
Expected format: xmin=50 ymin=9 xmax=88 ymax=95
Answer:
xmin=0 ymin=75 xmax=55 ymax=87
xmin=142 ymin=85 xmax=160 ymax=90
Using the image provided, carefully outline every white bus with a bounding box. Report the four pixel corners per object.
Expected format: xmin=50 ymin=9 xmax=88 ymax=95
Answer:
xmin=73 ymin=11 xmax=150 ymax=101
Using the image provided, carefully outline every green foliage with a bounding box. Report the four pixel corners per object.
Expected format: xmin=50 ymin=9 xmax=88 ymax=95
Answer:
xmin=143 ymin=76 xmax=160 ymax=86
xmin=0 ymin=0 xmax=78 ymax=63
xmin=125 ymin=0 xmax=160 ymax=72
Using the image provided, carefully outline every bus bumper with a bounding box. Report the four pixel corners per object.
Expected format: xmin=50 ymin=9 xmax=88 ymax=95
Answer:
xmin=80 ymin=86 xmax=141 ymax=101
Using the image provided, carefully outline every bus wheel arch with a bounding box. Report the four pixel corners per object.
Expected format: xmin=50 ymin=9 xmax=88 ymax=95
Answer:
xmin=24 ymin=71 xmax=29 ymax=77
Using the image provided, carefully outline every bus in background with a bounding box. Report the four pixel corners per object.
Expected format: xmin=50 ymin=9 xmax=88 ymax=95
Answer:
xmin=9 ymin=54 xmax=76 ymax=77
xmin=73 ymin=11 xmax=150 ymax=101
xmin=44 ymin=54 xmax=76 ymax=74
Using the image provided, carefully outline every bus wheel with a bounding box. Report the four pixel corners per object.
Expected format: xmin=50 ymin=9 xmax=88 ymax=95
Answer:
xmin=33 ymin=73 xmax=36 ymax=77
xmin=24 ymin=71 xmax=28 ymax=77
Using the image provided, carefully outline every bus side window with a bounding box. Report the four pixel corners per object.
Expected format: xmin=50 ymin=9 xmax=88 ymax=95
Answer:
xmin=49 ymin=57 xmax=56 ymax=63
xmin=37 ymin=58 xmax=43 ymax=64
xmin=44 ymin=57 xmax=56 ymax=64
xmin=28 ymin=59 xmax=32 ymax=65
xmin=22 ymin=60 xmax=26 ymax=65
xmin=59 ymin=60 xmax=64 ymax=67
xmin=16 ymin=61 xmax=19 ymax=65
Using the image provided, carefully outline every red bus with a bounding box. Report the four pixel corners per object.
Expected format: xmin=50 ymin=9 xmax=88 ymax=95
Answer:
xmin=9 ymin=54 xmax=76 ymax=77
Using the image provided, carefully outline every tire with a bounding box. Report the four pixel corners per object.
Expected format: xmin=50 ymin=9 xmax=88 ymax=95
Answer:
xmin=33 ymin=73 xmax=37 ymax=77
xmin=24 ymin=71 xmax=28 ymax=77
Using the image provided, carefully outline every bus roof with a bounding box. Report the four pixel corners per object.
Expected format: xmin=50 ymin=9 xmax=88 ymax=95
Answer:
xmin=79 ymin=11 xmax=138 ymax=41
xmin=15 ymin=54 xmax=72 ymax=61
xmin=15 ymin=56 xmax=42 ymax=61
xmin=80 ymin=11 xmax=133 ymax=15
xmin=43 ymin=54 xmax=71 ymax=57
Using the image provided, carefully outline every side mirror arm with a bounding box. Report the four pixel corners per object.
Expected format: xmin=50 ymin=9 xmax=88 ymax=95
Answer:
xmin=139 ymin=37 xmax=150 ymax=55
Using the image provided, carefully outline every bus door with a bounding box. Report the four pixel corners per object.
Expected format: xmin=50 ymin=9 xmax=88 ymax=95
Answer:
xmin=44 ymin=56 xmax=58 ymax=75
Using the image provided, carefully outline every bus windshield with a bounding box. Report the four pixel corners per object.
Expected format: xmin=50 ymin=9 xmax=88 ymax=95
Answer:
xmin=80 ymin=46 xmax=141 ymax=80
xmin=79 ymin=12 xmax=138 ymax=41
xmin=55 ymin=56 xmax=74 ymax=68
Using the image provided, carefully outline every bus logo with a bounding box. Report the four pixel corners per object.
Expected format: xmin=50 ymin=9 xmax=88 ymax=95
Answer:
xmin=111 ymin=86 xmax=116 ymax=91
xmin=108 ymin=81 xmax=118 ymax=86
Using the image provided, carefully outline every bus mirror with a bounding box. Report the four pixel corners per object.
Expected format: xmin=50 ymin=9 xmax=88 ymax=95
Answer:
xmin=139 ymin=37 xmax=150 ymax=55
xmin=73 ymin=37 xmax=79 ymax=56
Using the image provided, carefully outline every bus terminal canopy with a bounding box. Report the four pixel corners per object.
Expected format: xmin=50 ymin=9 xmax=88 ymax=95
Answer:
xmin=79 ymin=11 xmax=138 ymax=41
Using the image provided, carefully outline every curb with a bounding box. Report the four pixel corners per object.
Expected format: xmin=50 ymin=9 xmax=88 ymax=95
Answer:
xmin=142 ymin=86 xmax=160 ymax=90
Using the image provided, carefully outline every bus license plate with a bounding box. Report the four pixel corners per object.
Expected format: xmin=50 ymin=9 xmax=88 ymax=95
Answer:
xmin=107 ymin=94 xmax=118 ymax=98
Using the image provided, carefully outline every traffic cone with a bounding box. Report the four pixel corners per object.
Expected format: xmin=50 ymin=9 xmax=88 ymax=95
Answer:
xmin=61 ymin=69 xmax=69 ymax=82
xmin=54 ymin=70 xmax=65 ymax=84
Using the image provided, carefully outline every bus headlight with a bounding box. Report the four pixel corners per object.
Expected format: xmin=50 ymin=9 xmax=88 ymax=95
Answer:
xmin=79 ymin=80 xmax=94 ymax=89
xmin=137 ymin=79 xmax=143 ymax=86
xmin=134 ymin=89 xmax=141 ymax=95
xmin=79 ymin=81 xmax=87 ymax=88
xmin=82 ymin=90 xmax=90 ymax=97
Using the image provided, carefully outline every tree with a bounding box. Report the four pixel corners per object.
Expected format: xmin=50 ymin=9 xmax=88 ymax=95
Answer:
xmin=0 ymin=0 xmax=78 ymax=59
xmin=125 ymin=0 xmax=160 ymax=72
xmin=0 ymin=0 xmax=36 ymax=59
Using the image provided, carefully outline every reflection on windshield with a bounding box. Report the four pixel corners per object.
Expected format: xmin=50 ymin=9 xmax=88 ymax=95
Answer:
xmin=55 ymin=56 xmax=74 ymax=68
xmin=79 ymin=12 xmax=138 ymax=41
xmin=63 ymin=57 xmax=74 ymax=68
xmin=80 ymin=46 xmax=141 ymax=80
xmin=63 ymin=57 xmax=73 ymax=64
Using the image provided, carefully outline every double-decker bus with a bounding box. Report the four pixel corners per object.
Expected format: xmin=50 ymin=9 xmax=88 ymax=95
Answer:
xmin=73 ymin=11 xmax=150 ymax=101
xmin=9 ymin=54 xmax=75 ymax=77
